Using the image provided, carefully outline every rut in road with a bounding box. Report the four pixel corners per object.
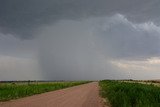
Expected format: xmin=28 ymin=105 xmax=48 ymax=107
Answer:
xmin=0 ymin=82 xmax=104 ymax=107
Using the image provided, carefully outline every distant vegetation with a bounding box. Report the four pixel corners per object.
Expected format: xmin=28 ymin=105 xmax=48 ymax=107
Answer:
xmin=99 ymin=80 xmax=160 ymax=107
xmin=0 ymin=81 xmax=89 ymax=101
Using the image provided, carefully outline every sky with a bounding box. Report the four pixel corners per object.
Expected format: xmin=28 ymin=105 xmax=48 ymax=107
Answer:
xmin=0 ymin=0 xmax=160 ymax=80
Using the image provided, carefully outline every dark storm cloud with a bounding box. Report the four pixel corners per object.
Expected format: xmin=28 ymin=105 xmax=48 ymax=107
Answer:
xmin=1 ymin=0 xmax=160 ymax=80
xmin=0 ymin=0 xmax=160 ymax=39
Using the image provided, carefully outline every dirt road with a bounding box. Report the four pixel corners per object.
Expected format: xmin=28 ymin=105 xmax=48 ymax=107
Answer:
xmin=0 ymin=82 xmax=104 ymax=107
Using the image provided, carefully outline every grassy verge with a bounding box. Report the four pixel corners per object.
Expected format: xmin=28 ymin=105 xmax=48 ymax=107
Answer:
xmin=99 ymin=80 xmax=160 ymax=107
xmin=0 ymin=81 xmax=89 ymax=101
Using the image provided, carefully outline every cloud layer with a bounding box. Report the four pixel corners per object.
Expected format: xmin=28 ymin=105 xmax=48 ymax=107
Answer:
xmin=1 ymin=1 xmax=160 ymax=80
xmin=1 ymin=0 xmax=160 ymax=39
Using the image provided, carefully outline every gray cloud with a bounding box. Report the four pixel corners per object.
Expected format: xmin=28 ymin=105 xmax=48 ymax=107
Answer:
xmin=0 ymin=33 xmax=38 ymax=58
xmin=92 ymin=14 xmax=160 ymax=59
xmin=0 ymin=33 xmax=41 ymax=80
xmin=0 ymin=0 xmax=160 ymax=39
xmin=1 ymin=1 xmax=160 ymax=80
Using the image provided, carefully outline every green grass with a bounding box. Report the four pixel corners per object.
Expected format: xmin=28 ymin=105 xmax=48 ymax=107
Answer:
xmin=99 ymin=80 xmax=160 ymax=107
xmin=0 ymin=81 xmax=89 ymax=101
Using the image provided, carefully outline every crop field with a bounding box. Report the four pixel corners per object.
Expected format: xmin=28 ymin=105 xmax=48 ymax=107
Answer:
xmin=99 ymin=80 xmax=160 ymax=107
xmin=0 ymin=81 xmax=89 ymax=101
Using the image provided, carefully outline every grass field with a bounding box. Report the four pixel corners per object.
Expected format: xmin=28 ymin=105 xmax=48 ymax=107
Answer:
xmin=0 ymin=81 xmax=89 ymax=101
xmin=99 ymin=80 xmax=160 ymax=107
